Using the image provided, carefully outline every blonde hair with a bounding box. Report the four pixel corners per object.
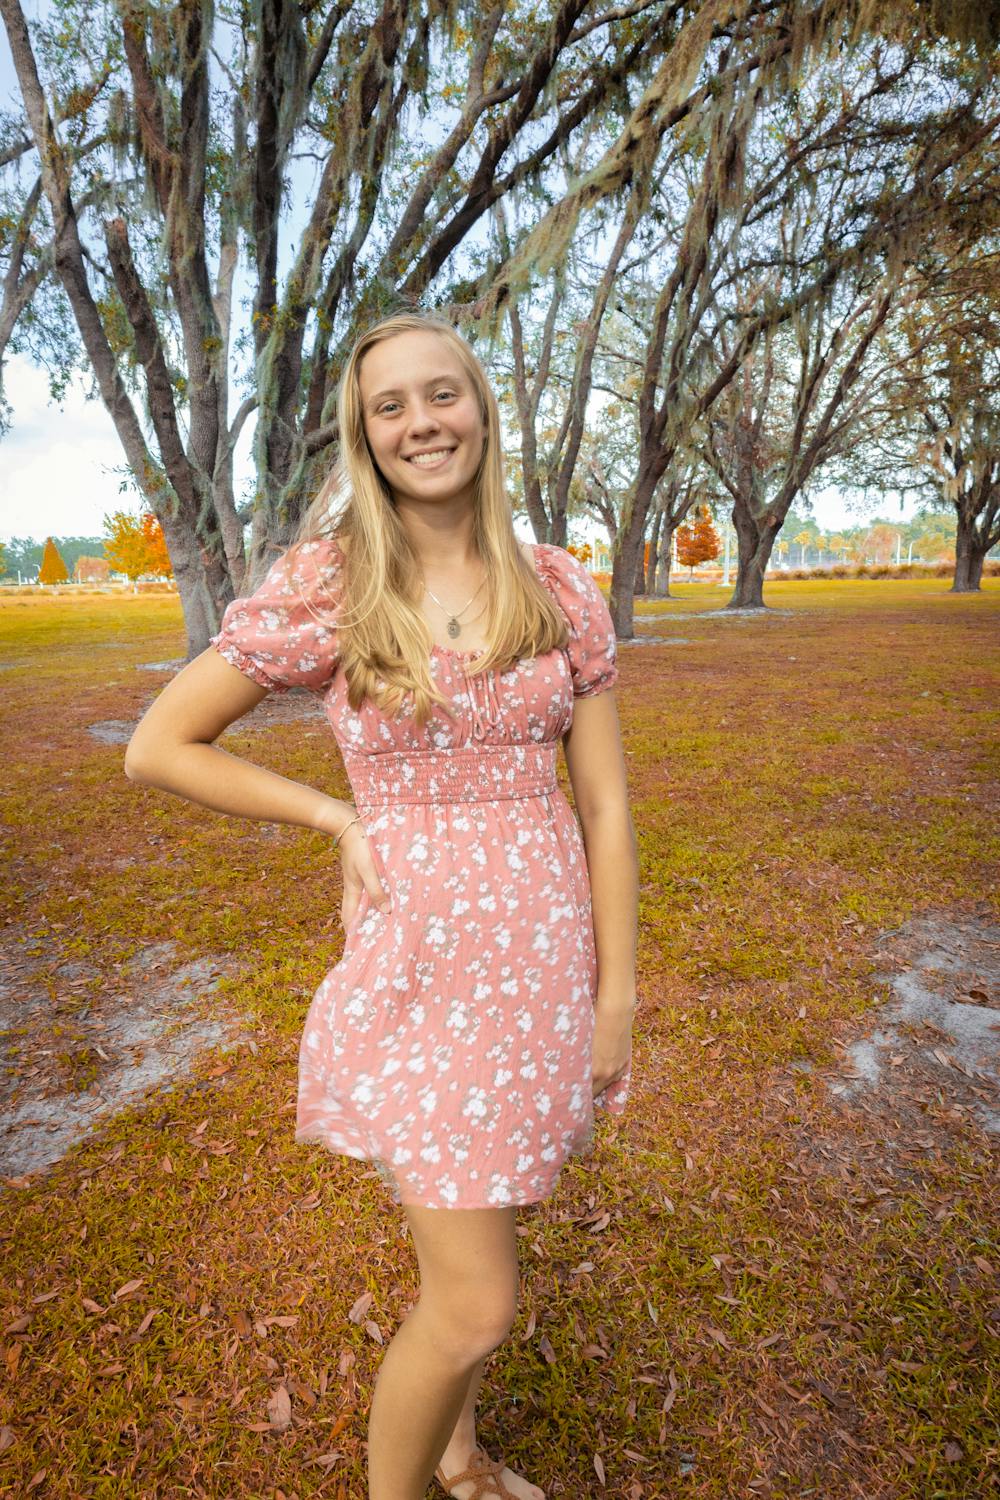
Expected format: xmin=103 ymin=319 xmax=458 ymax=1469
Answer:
xmin=287 ymin=311 xmax=569 ymax=725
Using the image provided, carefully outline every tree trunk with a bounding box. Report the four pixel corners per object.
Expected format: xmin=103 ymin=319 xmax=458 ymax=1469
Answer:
xmin=160 ymin=512 xmax=234 ymax=659
xmin=950 ymin=516 xmax=987 ymax=592
xmin=609 ymin=527 xmax=648 ymax=639
xmin=633 ymin=542 xmax=647 ymax=596
xmin=642 ymin=510 xmax=661 ymax=593
xmin=727 ymin=501 xmax=780 ymax=609
xmin=655 ymin=522 xmax=674 ymax=597
xmin=947 ymin=467 xmax=1000 ymax=593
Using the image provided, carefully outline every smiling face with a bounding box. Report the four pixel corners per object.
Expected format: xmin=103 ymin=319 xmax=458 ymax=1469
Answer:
xmin=357 ymin=328 xmax=487 ymax=513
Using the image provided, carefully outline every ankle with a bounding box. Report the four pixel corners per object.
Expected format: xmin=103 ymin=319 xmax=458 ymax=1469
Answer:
xmin=442 ymin=1429 xmax=477 ymax=1459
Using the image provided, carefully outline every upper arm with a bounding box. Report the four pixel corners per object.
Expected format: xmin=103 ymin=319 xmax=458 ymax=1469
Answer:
xmin=535 ymin=543 xmax=625 ymax=820
xmin=562 ymin=686 xmax=629 ymax=822
xmin=124 ymin=648 xmax=270 ymax=778
xmin=125 ymin=536 xmax=342 ymax=779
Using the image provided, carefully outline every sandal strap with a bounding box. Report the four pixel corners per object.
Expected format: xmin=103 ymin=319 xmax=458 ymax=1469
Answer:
xmin=435 ymin=1444 xmax=516 ymax=1498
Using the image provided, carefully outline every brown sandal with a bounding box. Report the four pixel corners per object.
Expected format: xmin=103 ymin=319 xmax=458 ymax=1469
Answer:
xmin=434 ymin=1442 xmax=518 ymax=1498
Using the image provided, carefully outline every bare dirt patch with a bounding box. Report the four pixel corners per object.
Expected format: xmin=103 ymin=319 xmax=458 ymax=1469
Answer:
xmin=86 ymin=720 xmax=135 ymax=744
xmin=633 ymin=606 xmax=798 ymax=624
xmin=0 ymin=933 xmax=250 ymax=1181
xmin=819 ymin=907 xmax=1000 ymax=1138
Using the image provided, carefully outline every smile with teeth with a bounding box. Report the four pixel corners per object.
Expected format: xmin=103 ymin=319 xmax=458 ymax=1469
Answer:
xmin=406 ymin=448 xmax=455 ymax=468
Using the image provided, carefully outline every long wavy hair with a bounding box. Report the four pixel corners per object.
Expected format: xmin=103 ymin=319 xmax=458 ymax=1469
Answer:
xmin=285 ymin=311 xmax=570 ymax=725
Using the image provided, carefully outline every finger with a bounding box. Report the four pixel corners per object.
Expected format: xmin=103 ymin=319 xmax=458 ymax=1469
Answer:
xmin=341 ymin=890 xmax=365 ymax=929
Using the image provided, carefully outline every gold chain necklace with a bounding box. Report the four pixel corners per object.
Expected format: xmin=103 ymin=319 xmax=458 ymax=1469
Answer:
xmin=423 ymin=576 xmax=487 ymax=638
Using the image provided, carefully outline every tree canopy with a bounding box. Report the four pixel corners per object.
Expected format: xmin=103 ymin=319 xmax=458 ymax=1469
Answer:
xmin=2 ymin=0 xmax=998 ymax=641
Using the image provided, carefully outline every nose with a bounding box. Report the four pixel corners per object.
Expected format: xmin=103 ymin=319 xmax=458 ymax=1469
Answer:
xmin=405 ymin=399 xmax=443 ymax=437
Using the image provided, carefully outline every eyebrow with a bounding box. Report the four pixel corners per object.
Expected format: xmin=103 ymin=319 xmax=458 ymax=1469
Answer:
xmin=366 ymin=374 xmax=461 ymax=407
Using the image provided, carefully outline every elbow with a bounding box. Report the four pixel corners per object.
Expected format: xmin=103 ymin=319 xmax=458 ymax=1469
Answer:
xmin=578 ymin=800 xmax=637 ymax=857
xmin=123 ymin=751 xmax=147 ymax=783
xmin=124 ymin=736 xmax=205 ymax=784
xmin=124 ymin=736 xmax=157 ymax=784
xmin=576 ymin=790 xmax=633 ymax=828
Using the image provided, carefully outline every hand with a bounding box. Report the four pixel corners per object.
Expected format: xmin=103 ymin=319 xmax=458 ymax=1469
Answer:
xmin=591 ymin=1002 xmax=633 ymax=1100
xmin=333 ymin=811 xmax=392 ymax=929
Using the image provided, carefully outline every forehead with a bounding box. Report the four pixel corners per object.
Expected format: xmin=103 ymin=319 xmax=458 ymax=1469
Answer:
xmin=358 ymin=329 xmax=466 ymax=395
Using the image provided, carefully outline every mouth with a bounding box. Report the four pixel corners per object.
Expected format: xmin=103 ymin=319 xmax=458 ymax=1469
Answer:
xmin=404 ymin=448 xmax=455 ymax=471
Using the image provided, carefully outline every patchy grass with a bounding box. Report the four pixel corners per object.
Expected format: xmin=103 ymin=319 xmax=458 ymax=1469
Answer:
xmin=1 ymin=580 xmax=998 ymax=1499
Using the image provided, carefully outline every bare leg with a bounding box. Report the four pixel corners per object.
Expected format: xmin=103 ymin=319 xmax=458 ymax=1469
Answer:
xmin=440 ymin=1353 xmax=487 ymax=1458
xmin=367 ymin=1204 xmax=520 ymax=1500
xmin=366 ymin=1299 xmax=495 ymax=1498
xmin=435 ymin=1349 xmax=546 ymax=1499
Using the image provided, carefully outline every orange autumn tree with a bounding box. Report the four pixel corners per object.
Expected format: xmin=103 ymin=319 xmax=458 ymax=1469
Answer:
xmin=104 ymin=510 xmax=172 ymax=587
xmin=141 ymin=511 xmax=172 ymax=579
xmin=675 ymin=506 xmax=721 ymax=579
xmin=38 ymin=537 xmax=69 ymax=584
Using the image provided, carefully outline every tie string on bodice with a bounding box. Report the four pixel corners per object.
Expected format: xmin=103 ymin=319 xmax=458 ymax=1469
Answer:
xmin=463 ymin=659 xmax=508 ymax=742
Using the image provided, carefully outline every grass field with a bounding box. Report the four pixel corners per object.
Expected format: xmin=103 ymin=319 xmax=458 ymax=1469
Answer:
xmin=1 ymin=577 xmax=998 ymax=1499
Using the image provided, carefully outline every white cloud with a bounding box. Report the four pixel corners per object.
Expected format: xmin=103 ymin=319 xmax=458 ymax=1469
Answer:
xmin=0 ymin=356 xmax=130 ymax=542
xmin=0 ymin=354 xmax=259 ymax=545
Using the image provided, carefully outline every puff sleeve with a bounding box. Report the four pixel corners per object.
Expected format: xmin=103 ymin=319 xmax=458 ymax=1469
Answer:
xmin=535 ymin=543 xmax=619 ymax=698
xmin=209 ymin=538 xmax=342 ymax=695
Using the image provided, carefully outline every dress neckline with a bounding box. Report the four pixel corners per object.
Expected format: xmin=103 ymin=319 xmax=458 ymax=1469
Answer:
xmin=430 ymin=542 xmax=543 ymax=659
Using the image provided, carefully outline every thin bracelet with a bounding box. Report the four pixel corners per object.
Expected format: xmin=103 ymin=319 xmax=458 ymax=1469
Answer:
xmin=333 ymin=810 xmax=364 ymax=849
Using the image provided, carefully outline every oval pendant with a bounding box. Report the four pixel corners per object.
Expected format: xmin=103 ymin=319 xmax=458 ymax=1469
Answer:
xmin=447 ymin=618 xmax=461 ymax=637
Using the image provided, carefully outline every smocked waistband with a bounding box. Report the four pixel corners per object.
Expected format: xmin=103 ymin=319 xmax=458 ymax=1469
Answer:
xmin=344 ymin=742 xmax=558 ymax=808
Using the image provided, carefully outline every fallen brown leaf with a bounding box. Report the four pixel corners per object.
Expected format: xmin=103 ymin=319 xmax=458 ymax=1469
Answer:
xmin=537 ymin=1333 xmax=556 ymax=1364
xmin=133 ymin=1307 xmax=159 ymax=1338
xmin=267 ymin=1384 xmax=292 ymax=1430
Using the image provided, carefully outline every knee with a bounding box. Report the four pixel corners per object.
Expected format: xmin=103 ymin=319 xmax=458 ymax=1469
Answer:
xmin=419 ymin=1285 xmax=518 ymax=1364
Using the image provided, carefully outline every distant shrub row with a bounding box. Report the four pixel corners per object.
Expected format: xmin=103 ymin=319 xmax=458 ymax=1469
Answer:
xmin=774 ymin=560 xmax=1000 ymax=580
xmin=601 ymin=559 xmax=999 ymax=586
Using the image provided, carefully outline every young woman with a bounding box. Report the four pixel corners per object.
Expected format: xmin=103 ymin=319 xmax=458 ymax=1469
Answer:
xmin=125 ymin=311 xmax=638 ymax=1500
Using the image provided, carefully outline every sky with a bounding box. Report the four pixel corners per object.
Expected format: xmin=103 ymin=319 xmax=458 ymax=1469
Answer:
xmin=0 ymin=352 xmax=257 ymax=546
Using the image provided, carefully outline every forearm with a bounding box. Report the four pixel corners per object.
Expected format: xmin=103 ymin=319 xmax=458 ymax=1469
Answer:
xmin=124 ymin=740 xmax=353 ymax=838
xmin=578 ymin=803 xmax=639 ymax=1012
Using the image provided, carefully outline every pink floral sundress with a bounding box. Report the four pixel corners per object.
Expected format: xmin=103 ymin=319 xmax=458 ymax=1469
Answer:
xmin=210 ymin=537 xmax=631 ymax=1208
